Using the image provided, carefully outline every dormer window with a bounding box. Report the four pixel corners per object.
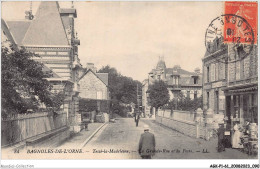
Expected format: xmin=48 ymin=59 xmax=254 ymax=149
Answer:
xmin=193 ymin=77 xmax=198 ymax=84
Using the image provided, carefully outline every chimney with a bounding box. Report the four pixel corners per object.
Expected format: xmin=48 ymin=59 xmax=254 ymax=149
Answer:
xmin=194 ymin=67 xmax=200 ymax=74
xmin=86 ymin=63 xmax=97 ymax=73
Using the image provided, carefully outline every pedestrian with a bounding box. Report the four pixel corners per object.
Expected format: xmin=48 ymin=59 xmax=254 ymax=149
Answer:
xmin=217 ymin=123 xmax=225 ymax=152
xmin=138 ymin=125 xmax=156 ymax=159
xmin=243 ymin=120 xmax=250 ymax=136
xmin=232 ymin=122 xmax=243 ymax=149
xmin=136 ymin=114 xmax=140 ymax=127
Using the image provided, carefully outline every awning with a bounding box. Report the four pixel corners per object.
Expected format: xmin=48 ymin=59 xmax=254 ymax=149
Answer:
xmin=228 ymin=86 xmax=257 ymax=93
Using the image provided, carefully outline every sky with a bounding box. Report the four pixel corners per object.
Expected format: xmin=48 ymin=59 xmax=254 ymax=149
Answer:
xmin=1 ymin=1 xmax=223 ymax=81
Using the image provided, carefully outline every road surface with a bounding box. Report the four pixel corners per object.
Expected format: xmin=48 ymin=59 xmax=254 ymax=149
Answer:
xmin=82 ymin=118 xmax=254 ymax=159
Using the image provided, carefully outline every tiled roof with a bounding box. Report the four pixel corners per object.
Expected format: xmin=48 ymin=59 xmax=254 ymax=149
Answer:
xmin=5 ymin=20 xmax=31 ymax=45
xmin=22 ymin=2 xmax=69 ymax=46
xmin=96 ymin=73 xmax=109 ymax=86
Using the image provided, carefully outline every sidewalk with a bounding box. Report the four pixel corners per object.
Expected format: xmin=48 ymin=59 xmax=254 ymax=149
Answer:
xmin=57 ymin=122 xmax=106 ymax=149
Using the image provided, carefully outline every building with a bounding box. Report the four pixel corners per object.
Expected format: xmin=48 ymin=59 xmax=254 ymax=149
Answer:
xmin=202 ymin=37 xmax=227 ymax=115
xmin=142 ymin=57 xmax=202 ymax=114
xmin=79 ymin=64 xmax=109 ymax=100
xmin=202 ymin=36 xmax=258 ymax=129
xmin=2 ymin=2 xmax=82 ymax=129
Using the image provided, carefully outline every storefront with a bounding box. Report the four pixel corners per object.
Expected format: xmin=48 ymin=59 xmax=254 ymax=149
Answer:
xmin=223 ymin=83 xmax=258 ymax=154
xmin=224 ymin=83 xmax=258 ymax=126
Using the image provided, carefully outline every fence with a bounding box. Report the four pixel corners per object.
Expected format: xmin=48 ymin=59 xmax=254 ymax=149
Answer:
xmin=1 ymin=111 xmax=67 ymax=147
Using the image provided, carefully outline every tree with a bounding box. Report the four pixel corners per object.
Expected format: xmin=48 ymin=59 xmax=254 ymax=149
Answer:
xmin=167 ymin=91 xmax=203 ymax=111
xmin=1 ymin=46 xmax=55 ymax=117
xmin=98 ymin=65 xmax=141 ymax=116
xmin=148 ymin=80 xmax=169 ymax=114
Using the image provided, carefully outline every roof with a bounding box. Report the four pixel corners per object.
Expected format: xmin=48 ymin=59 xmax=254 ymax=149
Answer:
xmin=156 ymin=60 xmax=166 ymax=69
xmin=165 ymin=67 xmax=200 ymax=76
xmin=79 ymin=69 xmax=109 ymax=87
xmin=42 ymin=64 xmax=61 ymax=78
xmin=96 ymin=73 xmax=108 ymax=86
xmin=5 ymin=20 xmax=31 ymax=45
xmin=1 ymin=19 xmax=17 ymax=48
xmin=22 ymin=2 xmax=69 ymax=46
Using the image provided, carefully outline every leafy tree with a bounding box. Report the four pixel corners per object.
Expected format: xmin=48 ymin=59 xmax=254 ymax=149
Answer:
xmin=98 ymin=65 xmax=141 ymax=116
xmin=1 ymin=46 xmax=56 ymax=117
xmin=147 ymin=80 xmax=169 ymax=114
xmin=167 ymin=91 xmax=203 ymax=111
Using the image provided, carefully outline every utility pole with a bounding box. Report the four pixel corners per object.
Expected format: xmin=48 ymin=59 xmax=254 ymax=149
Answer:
xmin=137 ymin=83 xmax=142 ymax=115
xmin=137 ymin=83 xmax=139 ymax=113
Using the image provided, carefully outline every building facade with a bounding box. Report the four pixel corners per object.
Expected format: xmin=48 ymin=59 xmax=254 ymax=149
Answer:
xmin=202 ymin=36 xmax=258 ymax=129
xmin=2 ymin=2 xmax=82 ymax=128
xmin=79 ymin=67 xmax=109 ymax=100
xmin=142 ymin=57 xmax=202 ymax=114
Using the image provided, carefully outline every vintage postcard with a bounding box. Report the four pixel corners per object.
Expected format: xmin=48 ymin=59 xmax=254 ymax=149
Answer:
xmin=1 ymin=0 xmax=259 ymax=168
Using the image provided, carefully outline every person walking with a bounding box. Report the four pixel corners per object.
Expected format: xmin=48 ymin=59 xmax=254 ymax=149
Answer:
xmin=136 ymin=114 xmax=140 ymax=127
xmin=138 ymin=125 xmax=156 ymax=159
xmin=217 ymin=123 xmax=225 ymax=152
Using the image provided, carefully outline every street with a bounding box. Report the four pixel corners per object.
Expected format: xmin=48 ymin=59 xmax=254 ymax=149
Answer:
xmin=82 ymin=118 xmax=254 ymax=159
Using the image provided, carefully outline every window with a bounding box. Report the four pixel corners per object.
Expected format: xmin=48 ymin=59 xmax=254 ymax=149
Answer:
xmin=194 ymin=91 xmax=197 ymax=99
xmin=215 ymin=91 xmax=219 ymax=114
xmin=207 ymin=66 xmax=210 ymax=82
xmin=187 ymin=91 xmax=190 ymax=99
xmin=211 ymin=64 xmax=215 ymax=81
xmin=194 ymin=77 xmax=198 ymax=84
xmin=97 ymin=91 xmax=103 ymax=100
xmin=207 ymin=92 xmax=210 ymax=109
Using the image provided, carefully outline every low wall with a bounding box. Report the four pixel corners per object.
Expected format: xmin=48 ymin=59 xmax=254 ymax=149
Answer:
xmin=32 ymin=127 xmax=70 ymax=148
xmin=1 ymin=112 xmax=67 ymax=147
xmin=156 ymin=109 xmax=211 ymax=139
xmin=156 ymin=116 xmax=198 ymax=138
xmin=158 ymin=109 xmax=195 ymax=121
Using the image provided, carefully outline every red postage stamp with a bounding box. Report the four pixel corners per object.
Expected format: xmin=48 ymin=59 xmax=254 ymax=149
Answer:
xmin=224 ymin=1 xmax=257 ymax=44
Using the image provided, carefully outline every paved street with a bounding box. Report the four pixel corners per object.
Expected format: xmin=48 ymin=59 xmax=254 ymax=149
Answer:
xmin=82 ymin=118 xmax=255 ymax=159
xmin=2 ymin=117 xmax=256 ymax=160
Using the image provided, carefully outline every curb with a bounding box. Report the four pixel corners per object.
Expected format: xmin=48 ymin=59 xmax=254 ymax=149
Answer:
xmin=79 ymin=122 xmax=108 ymax=149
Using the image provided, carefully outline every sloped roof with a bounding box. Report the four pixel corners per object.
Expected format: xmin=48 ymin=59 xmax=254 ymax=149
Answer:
xmin=42 ymin=64 xmax=61 ymax=78
xmin=165 ymin=67 xmax=199 ymax=76
xmin=79 ymin=69 xmax=108 ymax=87
xmin=96 ymin=73 xmax=108 ymax=86
xmin=5 ymin=20 xmax=31 ymax=45
xmin=156 ymin=60 xmax=166 ymax=69
xmin=22 ymin=2 xmax=69 ymax=46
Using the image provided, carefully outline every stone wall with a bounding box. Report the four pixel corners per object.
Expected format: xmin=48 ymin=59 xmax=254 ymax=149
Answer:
xmin=79 ymin=71 xmax=108 ymax=100
xmin=156 ymin=109 xmax=214 ymax=140
xmin=156 ymin=116 xmax=198 ymax=138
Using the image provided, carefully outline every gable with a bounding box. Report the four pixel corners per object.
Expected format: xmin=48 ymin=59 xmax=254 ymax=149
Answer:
xmin=79 ymin=71 xmax=107 ymax=88
xmin=22 ymin=2 xmax=69 ymax=46
xmin=6 ymin=20 xmax=31 ymax=45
